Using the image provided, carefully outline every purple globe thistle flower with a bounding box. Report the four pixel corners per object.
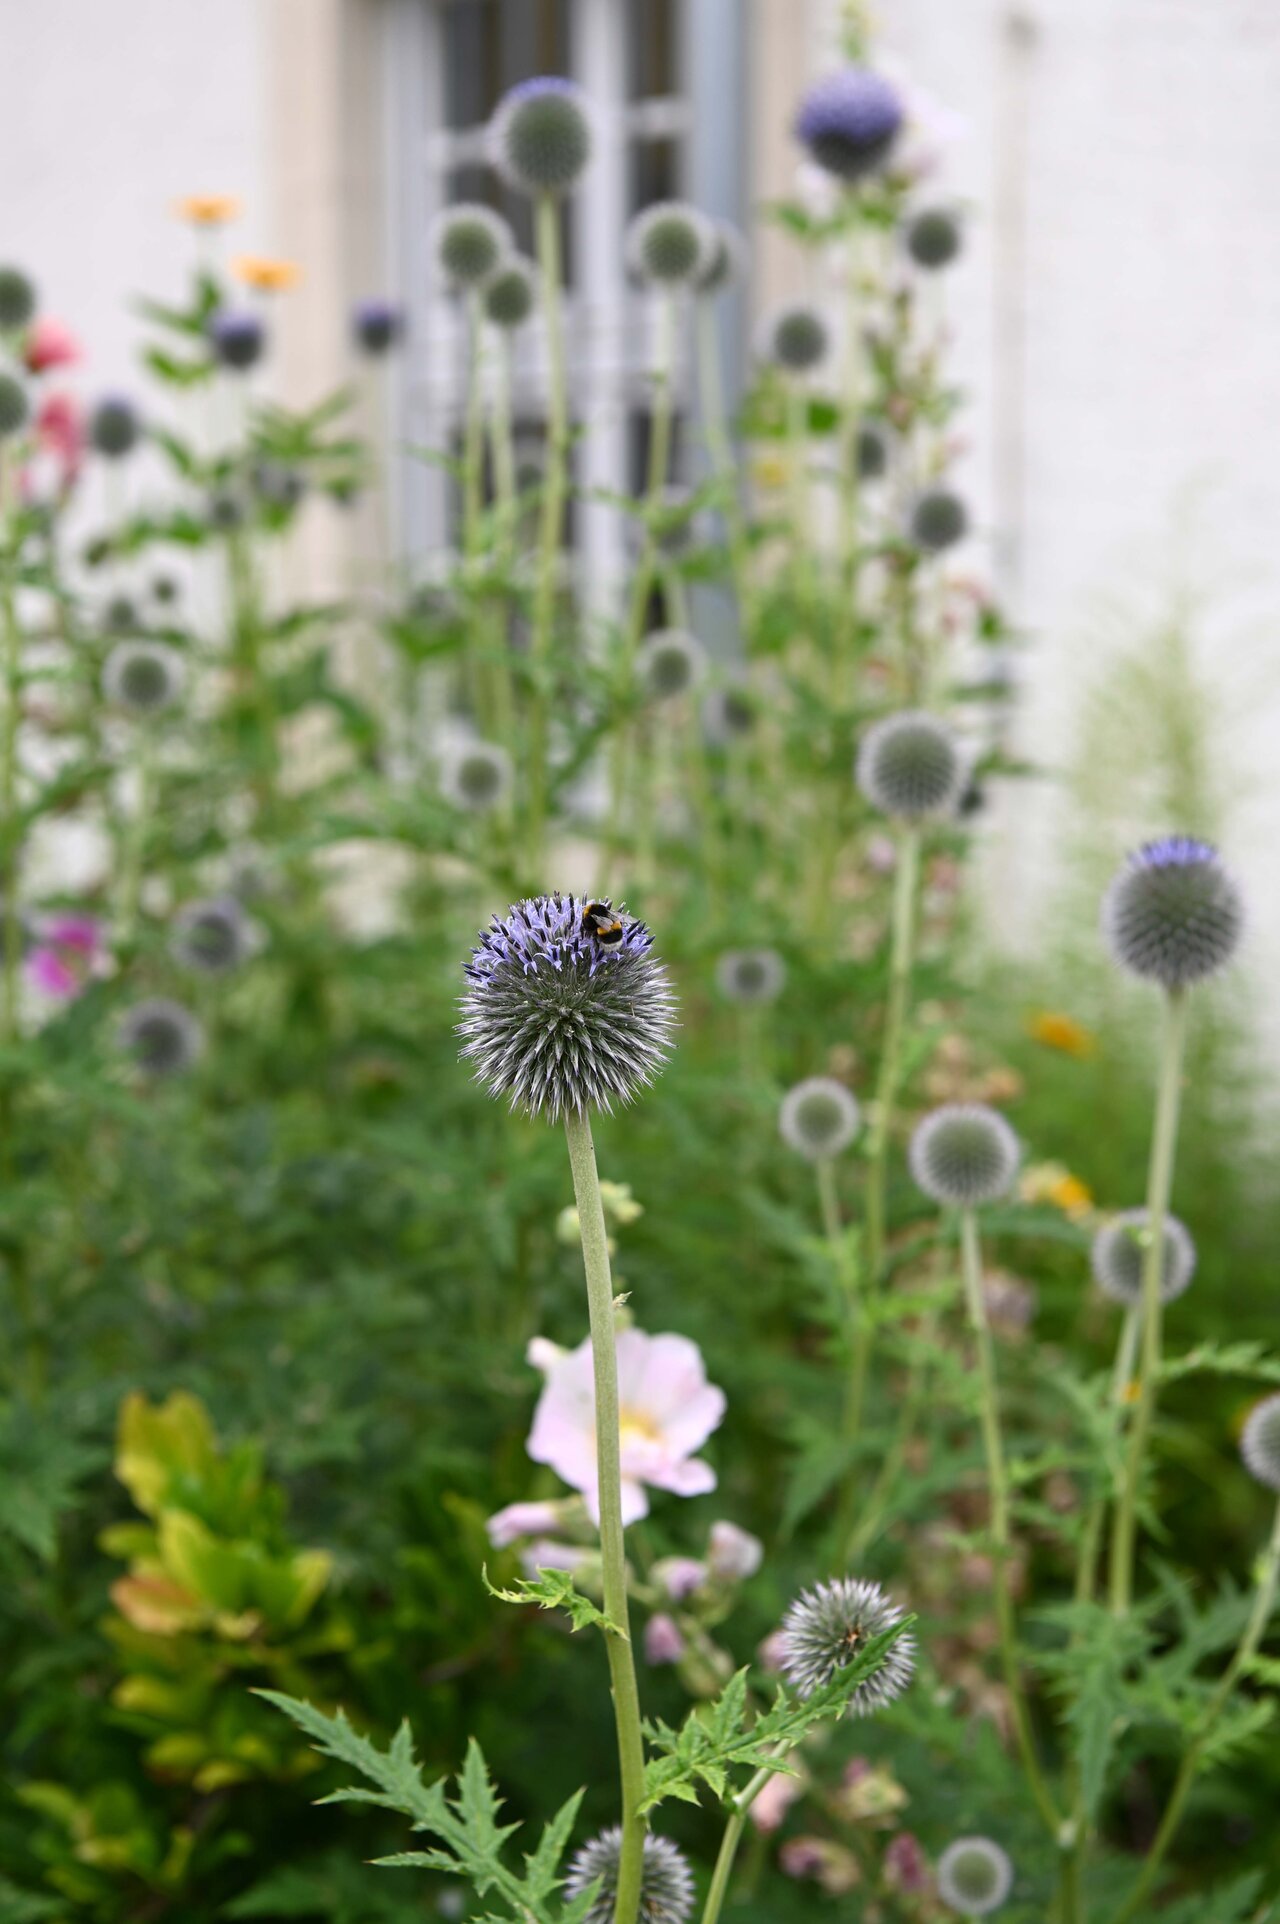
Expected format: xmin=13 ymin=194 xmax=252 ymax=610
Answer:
xmin=0 ymin=373 xmax=28 ymax=440
xmin=779 ymin=1576 xmax=916 ymax=1709
xmin=209 ymin=308 xmax=265 ymax=371
xmin=1091 ymin=1208 xmax=1196 ymax=1308
xmin=794 ymin=68 xmax=904 ymax=182
xmin=909 ymin=485 xmax=969 ymax=552
xmin=489 ymin=77 xmax=593 ymax=199
xmin=855 ymin=710 xmax=963 ymax=821
xmin=625 ymin=200 xmax=714 ymax=287
xmin=564 ymin=1829 xmax=694 ymax=1924
xmin=432 ymin=203 xmax=512 ymax=288
xmin=936 ymin=1837 xmax=1014 ymax=1917
xmin=118 ymin=999 xmax=204 ymax=1078
xmin=757 ymin=302 xmax=830 ymax=373
xmin=910 ymin=1103 xmax=1020 ymax=1208
xmin=906 ymin=206 xmax=963 ymax=271
xmin=170 ymin=897 xmax=254 ymax=975
xmin=856 ymin=418 xmax=892 ymax=481
xmin=1102 ymin=837 xmax=1244 ymax=989
xmin=103 ymin=641 xmax=184 ymax=717
xmin=352 ymin=297 xmax=403 ymax=355
xmin=1241 ymin=1393 xmax=1280 ymax=1492
xmin=90 ymin=393 xmax=141 ymax=459
xmin=483 ymin=258 xmax=536 ymax=329
xmin=459 ymin=894 xmax=676 ymax=1120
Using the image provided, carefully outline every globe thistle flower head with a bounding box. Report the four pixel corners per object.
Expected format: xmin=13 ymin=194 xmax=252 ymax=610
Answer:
xmin=352 ymin=297 xmax=403 ymax=355
xmin=909 ymin=485 xmax=969 ymax=552
xmin=794 ymin=68 xmax=904 ymax=181
xmin=639 ymin=628 xmax=706 ymax=702
xmin=856 ymin=418 xmax=891 ymax=481
xmin=780 ymin=1077 xmax=861 ymax=1161
xmin=717 ymin=948 xmax=786 ymax=1007
xmin=691 ymin=219 xmax=746 ymax=297
xmin=208 ymin=308 xmax=265 ymax=370
xmin=564 ymin=1828 xmax=694 ymax=1924
xmin=779 ymin=1576 xmax=916 ymax=1710
xmin=103 ymin=641 xmax=184 ymax=717
xmin=459 ymin=894 xmax=676 ymax=1120
xmin=441 ymin=741 xmax=513 ymax=813
xmin=151 ymin=573 xmax=179 ymax=607
xmin=253 ymin=462 xmax=305 ymax=511
xmin=855 ymin=709 xmax=963 ymax=820
xmin=907 ymin=206 xmax=963 ymax=270
xmin=208 ymin=488 xmax=245 ymax=532
xmin=1091 ymin=1208 xmax=1197 ymax=1308
xmin=936 ymin=1838 xmax=1014 ymax=1917
xmin=625 ymin=201 xmax=714 ymax=287
xmin=703 ymin=683 xmax=757 ymax=745
xmin=0 ymin=266 xmax=37 ymax=331
xmin=1241 ymin=1393 xmax=1280 ymax=1492
xmin=910 ymin=1103 xmax=1020 ymax=1208
xmin=90 ymin=394 xmax=141 ymax=459
xmin=1101 ymin=837 xmax=1244 ymax=989
xmin=433 ymin=203 xmax=512 ymax=287
xmin=758 ymin=302 xmax=830 ymax=373
xmin=489 ymin=77 xmax=593 ymax=198
xmin=118 ymin=999 xmax=204 ymax=1078
xmin=170 ymin=897 xmax=254 ymax=975
xmin=483 ymin=257 xmax=536 ymax=329
xmin=104 ymin=595 xmax=138 ymax=635
xmin=0 ymin=374 xmax=29 ymax=441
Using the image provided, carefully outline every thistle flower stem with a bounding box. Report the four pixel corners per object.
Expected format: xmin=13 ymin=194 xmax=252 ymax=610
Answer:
xmin=960 ymin=1207 xmax=1060 ymax=1834
xmin=529 ymin=194 xmax=568 ymax=867
xmin=835 ymin=213 xmax=862 ymax=653
xmin=563 ymin=1108 xmax=647 ymax=1924
xmin=0 ymin=525 xmax=22 ymax=1049
xmin=463 ymin=292 xmax=485 ymax=559
xmin=1108 ymin=986 xmax=1189 ymax=1616
xmin=1108 ymin=1496 xmax=1280 ymax=1924
xmin=1073 ymin=1308 xmax=1143 ymax=1614
xmin=487 ymin=336 xmax=519 ymax=762
xmin=695 ymin=299 xmax=754 ymax=636
xmin=785 ymin=385 xmax=813 ymax=617
xmin=700 ymin=1762 xmax=778 ymax=1924
xmin=115 ymin=725 xmax=155 ymax=949
xmin=846 ymin=1310 xmax=937 ymax=1562
xmin=862 ymin=825 xmax=922 ymax=1289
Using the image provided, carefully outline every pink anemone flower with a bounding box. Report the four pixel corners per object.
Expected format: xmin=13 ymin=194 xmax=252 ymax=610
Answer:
xmin=526 ymin=1328 xmax=726 ymax=1526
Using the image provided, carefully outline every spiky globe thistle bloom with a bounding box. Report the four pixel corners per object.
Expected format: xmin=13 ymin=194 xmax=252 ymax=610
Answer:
xmin=779 ymin=1577 xmax=916 ymax=1709
xmin=856 ymin=710 xmax=963 ymax=821
xmin=459 ymin=894 xmax=675 ymax=1120
xmin=625 ymin=201 xmax=714 ymax=287
xmin=907 ymin=206 xmax=963 ymax=270
xmin=936 ymin=1837 xmax=1014 ymax=1917
xmin=89 ymin=394 xmax=140 ymax=459
xmin=639 ymin=628 xmax=706 ymax=703
xmin=758 ymin=302 xmax=830 ymax=372
xmin=104 ymin=595 xmax=138 ymax=635
xmin=1091 ymin=1209 xmax=1197 ymax=1308
xmin=102 ymin=642 xmax=184 ymax=717
xmin=910 ymin=1103 xmax=1020 ymax=1208
xmin=0 ymin=266 xmax=36 ymax=330
xmin=440 ymin=741 xmax=513 ymax=813
xmin=0 ymin=375 xmax=30 ymax=440
xmin=703 ymin=684 xmax=757 ymax=745
xmin=692 ymin=220 xmax=745 ymax=296
xmin=490 ymin=76 xmax=593 ymax=198
xmin=1242 ymin=1394 xmax=1280 ymax=1492
xmin=170 ymin=897 xmax=254 ymax=975
xmin=564 ymin=1829 xmax=694 ymax=1924
xmin=780 ymin=1078 xmax=861 ymax=1162
xmin=856 ymin=418 xmax=891 ymax=480
xmin=483 ymin=257 xmax=536 ymax=329
xmin=352 ymin=297 xmax=403 ymax=355
xmin=1102 ymin=837 xmax=1244 ymax=989
xmin=432 ymin=203 xmax=512 ymax=288
xmin=118 ymin=999 xmax=204 ymax=1078
xmin=208 ymin=309 xmax=265 ymax=370
xmin=716 ymin=948 xmax=786 ymax=1007
xmin=909 ymin=485 xmax=969 ymax=551
xmin=794 ymin=68 xmax=904 ymax=181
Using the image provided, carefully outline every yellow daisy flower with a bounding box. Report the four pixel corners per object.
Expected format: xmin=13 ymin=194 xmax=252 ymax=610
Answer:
xmin=175 ymin=194 xmax=241 ymax=228
xmin=232 ymin=254 xmax=302 ymax=293
xmin=1027 ymin=1009 xmax=1097 ymax=1059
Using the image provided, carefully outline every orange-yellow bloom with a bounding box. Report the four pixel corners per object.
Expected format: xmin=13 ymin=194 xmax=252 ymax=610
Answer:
xmin=175 ymin=194 xmax=241 ymax=228
xmin=1020 ymin=1160 xmax=1094 ymax=1220
xmin=232 ymin=254 xmax=302 ymax=293
xmin=1027 ymin=1009 xmax=1097 ymax=1059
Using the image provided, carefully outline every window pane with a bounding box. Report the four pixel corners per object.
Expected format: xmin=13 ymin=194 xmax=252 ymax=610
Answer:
xmin=628 ymin=0 xmax=679 ymax=102
xmin=629 ymin=136 xmax=680 ymax=213
xmin=442 ymin=0 xmax=571 ymax=130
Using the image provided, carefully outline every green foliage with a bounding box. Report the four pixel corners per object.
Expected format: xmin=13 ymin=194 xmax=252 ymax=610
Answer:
xmin=482 ymin=1567 xmax=618 ymax=1637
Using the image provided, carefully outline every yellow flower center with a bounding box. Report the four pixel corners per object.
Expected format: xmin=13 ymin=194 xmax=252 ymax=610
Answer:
xmin=618 ymin=1408 xmax=662 ymax=1450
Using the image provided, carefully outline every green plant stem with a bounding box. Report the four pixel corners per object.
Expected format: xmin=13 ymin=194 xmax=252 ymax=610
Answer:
xmin=1108 ymin=1496 xmax=1280 ymax=1924
xmin=1107 ymin=987 xmax=1189 ymax=1616
xmin=463 ymin=292 xmax=485 ymax=558
xmin=695 ymin=299 xmax=754 ymax=636
xmin=862 ymin=826 xmax=922 ymax=1292
xmin=115 ymin=725 xmax=155 ymax=948
xmin=529 ymin=194 xmax=568 ymax=867
xmin=563 ymin=1108 xmax=646 ymax=1924
xmin=1073 ymin=1307 xmax=1142 ymax=1615
xmin=785 ymin=384 xmax=813 ymax=618
xmin=960 ymin=1207 xmax=1060 ymax=1835
xmin=700 ymin=1762 xmax=777 ymax=1924
xmin=846 ymin=1309 xmax=936 ymax=1562
xmin=0 ymin=525 xmax=21 ymax=1049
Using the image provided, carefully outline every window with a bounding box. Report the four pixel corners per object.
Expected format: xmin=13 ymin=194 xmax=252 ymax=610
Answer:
xmin=386 ymin=0 xmax=744 ymax=615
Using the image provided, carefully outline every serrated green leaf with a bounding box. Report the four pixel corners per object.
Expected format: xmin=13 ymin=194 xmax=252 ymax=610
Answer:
xmin=482 ymin=1565 xmax=620 ymax=1637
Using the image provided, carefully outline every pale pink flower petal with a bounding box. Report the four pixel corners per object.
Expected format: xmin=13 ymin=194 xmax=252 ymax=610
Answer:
xmin=646 ymin=1456 xmax=717 ymax=1499
xmin=644 ymin=1613 xmax=686 ymax=1665
xmin=486 ymin=1499 xmax=569 ymax=1548
xmin=749 ymin=1770 xmax=802 ymax=1834
xmin=708 ymin=1521 xmax=763 ymax=1581
xmin=518 ymin=1538 xmax=592 ymax=1577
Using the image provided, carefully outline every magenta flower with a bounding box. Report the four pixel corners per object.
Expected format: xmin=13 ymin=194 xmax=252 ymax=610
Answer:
xmin=26 ymin=912 xmax=105 ymax=1001
xmin=526 ymin=1328 xmax=726 ymax=1525
xmin=24 ymin=317 xmax=82 ymax=374
xmin=33 ymin=391 xmax=85 ymax=490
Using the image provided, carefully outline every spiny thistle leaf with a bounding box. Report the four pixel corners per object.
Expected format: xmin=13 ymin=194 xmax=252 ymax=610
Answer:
xmin=482 ymin=1565 xmax=621 ymax=1637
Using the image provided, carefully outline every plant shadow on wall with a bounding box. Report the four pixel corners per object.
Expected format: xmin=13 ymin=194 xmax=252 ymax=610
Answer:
xmin=1 ymin=6 xmax=1280 ymax=1923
